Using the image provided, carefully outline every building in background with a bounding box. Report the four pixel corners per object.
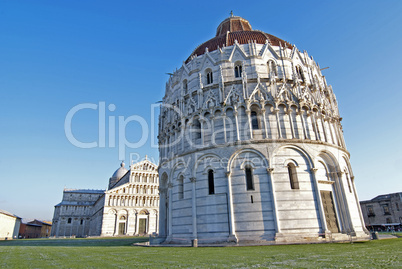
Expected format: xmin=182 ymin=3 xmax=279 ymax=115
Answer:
xmin=157 ymin=14 xmax=370 ymax=245
xmin=19 ymin=221 xmax=42 ymax=238
xmin=0 ymin=209 xmax=21 ymax=240
xmin=28 ymin=220 xmax=52 ymax=237
xmin=51 ymin=189 xmax=104 ymax=237
xmin=51 ymin=158 xmax=159 ymax=237
xmin=360 ymin=192 xmax=402 ymax=231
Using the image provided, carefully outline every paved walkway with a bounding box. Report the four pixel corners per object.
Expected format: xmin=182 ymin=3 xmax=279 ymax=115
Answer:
xmin=377 ymin=233 xmax=398 ymax=239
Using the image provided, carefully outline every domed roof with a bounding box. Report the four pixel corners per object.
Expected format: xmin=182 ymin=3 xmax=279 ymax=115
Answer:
xmin=186 ymin=15 xmax=293 ymax=63
xmin=111 ymin=161 xmax=128 ymax=180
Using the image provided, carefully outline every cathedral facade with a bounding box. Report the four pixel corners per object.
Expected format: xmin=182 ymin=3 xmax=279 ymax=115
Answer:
xmin=157 ymin=15 xmax=369 ymax=244
xmin=51 ymin=159 xmax=159 ymax=237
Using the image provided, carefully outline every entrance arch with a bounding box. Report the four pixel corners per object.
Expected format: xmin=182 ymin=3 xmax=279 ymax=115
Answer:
xmin=137 ymin=210 xmax=149 ymax=235
xmin=118 ymin=215 xmax=127 ymax=235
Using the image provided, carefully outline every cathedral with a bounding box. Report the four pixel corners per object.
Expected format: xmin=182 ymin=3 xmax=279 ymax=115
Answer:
xmin=51 ymin=159 xmax=159 ymax=237
xmin=156 ymin=15 xmax=370 ymax=244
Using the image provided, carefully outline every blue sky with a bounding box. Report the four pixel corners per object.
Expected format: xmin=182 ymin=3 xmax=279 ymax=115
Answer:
xmin=1 ymin=0 xmax=401 ymax=220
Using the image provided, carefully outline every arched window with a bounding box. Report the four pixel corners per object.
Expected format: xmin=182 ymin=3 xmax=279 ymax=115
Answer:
xmin=208 ymin=169 xmax=215 ymax=195
xmin=296 ymin=66 xmax=305 ymax=82
xmin=206 ymin=70 xmax=213 ymax=84
xmin=178 ymin=175 xmax=184 ymax=199
xmin=245 ymin=167 xmax=254 ymax=190
xmin=251 ymin=111 xmax=259 ymax=130
xmin=234 ymin=64 xmax=242 ymax=78
xmin=183 ymin=80 xmax=188 ymax=93
xmin=194 ymin=119 xmax=201 ymax=140
xmin=268 ymin=60 xmax=277 ymax=76
xmin=287 ymin=163 xmax=299 ymax=189
xmin=67 ymin=218 xmax=72 ymax=224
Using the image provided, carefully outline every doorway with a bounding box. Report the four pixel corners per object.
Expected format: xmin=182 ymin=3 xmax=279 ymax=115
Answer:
xmin=138 ymin=219 xmax=147 ymax=234
xmin=320 ymin=191 xmax=339 ymax=233
xmin=118 ymin=223 xmax=126 ymax=235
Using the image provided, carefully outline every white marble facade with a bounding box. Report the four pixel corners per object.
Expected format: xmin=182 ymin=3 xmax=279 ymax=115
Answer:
xmin=51 ymin=159 xmax=159 ymax=237
xmin=157 ymin=15 xmax=370 ymax=244
xmin=0 ymin=210 xmax=21 ymax=240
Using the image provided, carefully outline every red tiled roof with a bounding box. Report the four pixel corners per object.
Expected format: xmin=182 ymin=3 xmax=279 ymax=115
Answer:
xmin=186 ymin=16 xmax=293 ymax=63
xmin=186 ymin=31 xmax=293 ymax=63
xmin=216 ymin=16 xmax=252 ymax=36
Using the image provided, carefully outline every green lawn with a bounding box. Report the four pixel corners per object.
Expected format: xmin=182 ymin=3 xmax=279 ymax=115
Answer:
xmin=378 ymin=232 xmax=402 ymax=237
xmin=0 ymin=237 xmax=401 ymax=268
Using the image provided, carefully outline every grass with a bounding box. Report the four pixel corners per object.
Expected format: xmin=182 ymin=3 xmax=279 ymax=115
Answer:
xmin=0 ymin=237 xmax=401 ymax=268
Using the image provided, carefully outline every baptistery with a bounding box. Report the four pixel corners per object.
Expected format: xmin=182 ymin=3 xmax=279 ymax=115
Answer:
xmin=157 ymin=15 xmax=369 ymax=244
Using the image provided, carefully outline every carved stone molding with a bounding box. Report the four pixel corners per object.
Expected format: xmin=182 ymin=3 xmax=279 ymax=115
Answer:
xmin=318 ymin=180 xmax=334 ymax=185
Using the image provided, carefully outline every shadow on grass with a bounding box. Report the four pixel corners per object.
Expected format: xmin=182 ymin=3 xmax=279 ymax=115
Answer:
xmin=0 ymin=237 xmax=149 ymax=247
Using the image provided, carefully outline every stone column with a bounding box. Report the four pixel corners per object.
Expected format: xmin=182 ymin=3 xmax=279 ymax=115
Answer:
xmin=311 ymin=112 xmax=320 ymax=141
xmin=339 ymin=125 xmax=347 ymax=148
xmin=274 ymin=108 xmax=282 ymax=138
xmin=298 ymin=110 xmax=308 ymax=139
xmin=234 ymin=110 xmax=240 ymax=141
xmin=210 ymin=116 xmax=215 ymax=145
xmin=125 ymin=213 xmax=129 ymax=235
xmin=320 ymin=114 xmax=328 ymax=142
xmin=267 ymin=168 xmax=280 ymax=233
xmin=287 ymin=110 xmax=295 ymax=139
xmin=181 ymin=124 xmax=185 ymax=152
xmin=147 ymin=214 xmax=150 ymax=234
xmin=333 ymin=171 xmax=351 ymax=233
xmin=327 ymin=118 xmax=335 ymax=144
xmin=223 ymin=113 xmax=227 ymax=142
xmin=310 ymin=168 xmax=329 ymax=234
xmin=261 ymin=108 xmax=269 ymax=139
xmin=200 ymin=119 xmax=205 ymax=146
xmin=350 ymin=176 xmax=369 ymax=233
xmin=190 ymin=177 xmax=198 ymax=240
xmin=128 ymin=210 xmax=136 ymax=235
xmin=225 ymin=172 xmax=238 ymax=242
xmin=167 ymin=183 xmax=173 ymax=238
xmin=135 ymin=212 xmax=139 ymax=235
xmin=188 ymin=122 xmax=193 ymax=148
xmin=167 ymin=132 xmax=171 ymax=158
xmin=334 ymin=121 xmax=345 ymax=148
xmin=155 ymin=211 xmax=159 ymax=234
xmin=338 ymin=171 xmax=354 ymax=233
xmin=246 ymin=109 xmax=253 ymax=139
xmin=330 ymin=121 xmax=339 ymax=146
xmin=113 ymin=213 xmax=118 ymax=236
